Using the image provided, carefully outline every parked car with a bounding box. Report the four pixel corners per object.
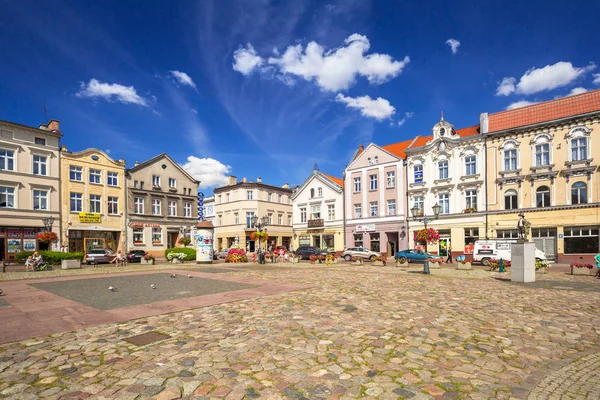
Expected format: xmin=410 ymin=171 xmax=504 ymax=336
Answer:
xmin=126 ymin=249 xmax=147 ymax=263
xmin=217 ymin=248 xmax=230 ymax=259
xmin=341 ymin=247 xmax=382 ymax=262
xmin=295 ymin=246 xmax=331 ymax=260
xmin=394 ymin=249 xmax=438 ymax=263
xmin=85 ymin=248 xmax=114 ymax=265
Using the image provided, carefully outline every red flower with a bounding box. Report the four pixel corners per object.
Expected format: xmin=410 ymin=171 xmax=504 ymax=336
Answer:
xmin=37 ymin=231 xmax=58 ymax=243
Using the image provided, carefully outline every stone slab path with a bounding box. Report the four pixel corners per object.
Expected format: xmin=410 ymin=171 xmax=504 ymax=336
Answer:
xmin=0 ymin=264 xmax=598 ymax=399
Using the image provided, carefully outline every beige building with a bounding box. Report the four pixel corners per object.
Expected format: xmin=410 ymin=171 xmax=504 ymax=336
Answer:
xmin=213 ymin=176 xmax=293 ymax=252
xmin=483 ymin=89 xmax=600 ymax=263
xmin=0 ymin=119 xmax=61 ymax=259
xmin=60 ymin=148 xmax=126 ymax=254
xmin=126 ymin=154 xmax=200 ymax=257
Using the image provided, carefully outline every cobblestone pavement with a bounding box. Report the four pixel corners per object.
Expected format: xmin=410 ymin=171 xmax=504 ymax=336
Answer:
xmin=0 ymin=263 xmax=599 ymax=399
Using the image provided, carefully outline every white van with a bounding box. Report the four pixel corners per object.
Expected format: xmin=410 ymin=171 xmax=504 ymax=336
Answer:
xmin=473 ymin=240 xmax=547 ymax=266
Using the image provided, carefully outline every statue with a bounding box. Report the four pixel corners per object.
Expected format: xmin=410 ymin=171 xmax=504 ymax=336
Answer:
xmin=517 ymin=213 xmax=525 ymax=240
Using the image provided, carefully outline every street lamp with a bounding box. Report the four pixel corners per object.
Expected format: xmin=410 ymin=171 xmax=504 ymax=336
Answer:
xmin=42 ymin=216 xmax=55 ymax=232
xmin=410 ymin=203 xmax=441 ymax=274
xmin=250 ymin=215 xmax=269 ymax=263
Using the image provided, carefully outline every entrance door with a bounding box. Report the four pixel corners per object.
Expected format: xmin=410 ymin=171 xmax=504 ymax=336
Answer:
xmin=167 ymin=232 xmax=178 ymax=248
xmin=439 ymin=238 xmax=450 ymax=257
xmin=314 ymin=235 xmax=321 ymax=248
xmin=533 ymin=228 xmax=557 ymax=261
xmin=388 ymin=241 xmax=396 ymax=256
xmin=84 ymin=238 xmax=105 ymax=253
xmin=0 ymin=239 xmax=4 ymax=260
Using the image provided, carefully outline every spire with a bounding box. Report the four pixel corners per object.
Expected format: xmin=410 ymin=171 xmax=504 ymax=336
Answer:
xmin=314 ymin=162 xmax=319 ymax=171
xmin=440 ymin=111 xmax=444 ymax=121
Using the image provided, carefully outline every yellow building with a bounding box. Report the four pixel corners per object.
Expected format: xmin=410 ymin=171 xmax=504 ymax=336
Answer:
xmin=60 ymin=148 xmax=127 ymax=253
xmin=482 ymin=89 xmax=600 ymax=263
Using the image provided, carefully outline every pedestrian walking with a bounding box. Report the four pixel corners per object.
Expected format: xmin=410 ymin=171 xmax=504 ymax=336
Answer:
xmin=445 ymin=244 xmax=453 ymax=263
xmin=595 ymin=252 xmax=600 ymax=277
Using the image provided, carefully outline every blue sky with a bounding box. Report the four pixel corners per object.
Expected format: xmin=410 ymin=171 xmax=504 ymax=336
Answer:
xmin=1 ymin=0 xmax=599 ymax=193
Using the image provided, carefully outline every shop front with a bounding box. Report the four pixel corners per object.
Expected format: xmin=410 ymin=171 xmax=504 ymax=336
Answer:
xmin=68 ymin=229 xmax=121 ymax=254
xmin=347 ymin=222 xmax=408 ymax=257
xmin=0 ymin=227 xmax=43 ymax=260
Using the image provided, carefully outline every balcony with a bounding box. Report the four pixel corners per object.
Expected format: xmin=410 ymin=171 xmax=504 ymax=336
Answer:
xmin=307 ymin=218 xmax=324 ymax=228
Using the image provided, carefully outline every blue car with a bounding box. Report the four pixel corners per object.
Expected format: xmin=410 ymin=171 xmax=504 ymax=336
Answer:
xmin=395 ymin=249 xmax=439 ymax=263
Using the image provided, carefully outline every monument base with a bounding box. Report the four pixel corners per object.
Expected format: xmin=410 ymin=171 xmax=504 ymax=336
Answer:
xmin=511 ymin=242 xmax=536 ymax=283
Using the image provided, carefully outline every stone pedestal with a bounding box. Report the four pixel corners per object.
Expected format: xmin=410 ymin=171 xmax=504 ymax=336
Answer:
xmin=457 ymin=262 xmax=472 ymax=270
xmin=61 ymin=260 xmax=81 ymax=269
xmin=511 ymin=242 xmax=535 ymax=283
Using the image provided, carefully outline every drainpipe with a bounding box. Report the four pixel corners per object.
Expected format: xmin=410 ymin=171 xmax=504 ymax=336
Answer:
xmin=124 ymin=170 xmax=128 ymax=252
xmin=342 ymin=171 xmax=346 ymax=249
xmin=57 ymin=143 xmax=62 ymax=251
xmin=482 ymin=113 xmax=489 ymax=240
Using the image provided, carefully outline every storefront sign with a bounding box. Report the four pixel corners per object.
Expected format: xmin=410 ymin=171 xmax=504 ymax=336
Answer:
xmin=23 ymin=229 xmax=36 ymax=238
xmin=195 ymin=227 xmax=213 ymax=262
xmin=356 ymin=224 xmax=376 ymax=233
xmin=78 ymin=213 xmax=101 ymax=223
xmin=464 ymin=244 xmax=474 ymax=255
xmin=7 ymin=229 xmax=20 ymax=238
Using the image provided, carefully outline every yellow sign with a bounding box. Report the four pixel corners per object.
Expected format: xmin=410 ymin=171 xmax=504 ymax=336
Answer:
xmin=78 ymin=213 xmax=101 ymax=223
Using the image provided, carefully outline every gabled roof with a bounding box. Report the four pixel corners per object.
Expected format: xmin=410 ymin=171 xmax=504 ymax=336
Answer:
xmin=381 ymin=138 xmax=416 ymax=159
xmin=488 ymin=89 xmax=600 ymax=133
xmin=322 ymin=173 xmax=343 ymax=188
xmin=292 ymin=170 xmax=343 ymax=200
xmin=128 ymin=153 xmax=199 ymax=184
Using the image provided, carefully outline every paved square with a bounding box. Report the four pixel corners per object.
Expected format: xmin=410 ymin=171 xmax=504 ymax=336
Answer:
xmin=30 ymin=273 xmax=257 ymax=310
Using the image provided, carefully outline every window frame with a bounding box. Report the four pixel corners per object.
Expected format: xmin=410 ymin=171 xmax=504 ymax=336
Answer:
xmin=134 ymin=197 xmax=144 ymax=214
xmin=571 ymin=137 xmax=588 ymax=162
xmin=300 ymin=207 xmax=307 ymax=223
xmin=439 ymin=193 xmax=450 ymax=214
xmin=89 ymin=194 xmax=101 ymax=213
xmin=70 ymin=166 xmax=83 ymax=181
xmin=369 ymin=201 xmax=378 ymax=217
xmin=387 ymin=171 xmax=396 ymax=188
xmin=465 ymin=189 xmax=477 ymax=210
xmin=32 ymin=154 xmax=48 ymax=176
xmin=133 ymin=227 xmax=144 ymax=244
xmin=152 ymin=199 xmax=161 ymax=215
xmin=70 ymin=192 xmax=82 ymax=212
xmin=107 ymin=171 xmax=118 ymax=186
xmin=108 ymin=196 xmax=119 ymax=215
xmin=571 ymin=182 xmax=587 ymax=205
xmin=247 ymin=190 xmax=253 ymax=200
xmin=152 ymin=175 xmax=161 ymax=187
xmin=353 ymin=177 xmax=361 ymax=193
xmin=89 ymin=169 xmax=102 ymax=184
xmin=387 ymin=199 xmax=396 ymax=216
xmin=354 ymin=203 xmax=362 ymax=218
xmin=184 ymin=202 xmax=191 ymax=217
xmin=33 ymin=189 xmax=48 ymax=210
xmin=0 ymin=149 xmax=15 ymax=171
xmin=0 ymin=186 xmax=16 ymax=208
xmin=168 ymin=200 xmax=177 ymax=216
xmin=536 ymin=186 xmax=551 ymax=207
xmin=465 ymin=155 xmax=477 ymax=176
xmin=438 ymin=160 xmax=449 ymax=179
xmin=369 ymin=174 xmax=378 ymax=191
xmin=414 ymin=164 xmax=423 ymax=183
xmin=152 ymin=227 xmax=162 ymax=244
xmin=327 ymin=204 xmax=335 ymax=221
xmin=504 ymin=189 xmax=518 ymax=210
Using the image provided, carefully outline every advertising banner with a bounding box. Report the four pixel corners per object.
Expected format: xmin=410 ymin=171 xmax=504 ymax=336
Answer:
xmin=7 ymin=239 xmax=21 ymax=253
xmin=195 ymin=228 xmax=213 ymax=263
xmin=23 ymin=239 xmax=37 ymax=251
xmin=78 ymin=213 xmax=101 ymax=223
xmin=356 ymin=224 xmax=376 ymax=233
xmin=197 ymin=192 xmax=205 ymax=221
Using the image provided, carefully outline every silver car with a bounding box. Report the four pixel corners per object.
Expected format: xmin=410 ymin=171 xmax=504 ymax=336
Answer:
xmin=217 ymin=248 xmax=230 ymax=259
xmin=341 ymin=247 xmax=382 ymax=262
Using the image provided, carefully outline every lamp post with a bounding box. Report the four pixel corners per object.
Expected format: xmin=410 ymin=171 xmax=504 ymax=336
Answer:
xmin=410 ymin=203 xmax=441 ymax=274
xmin=42 ymin=216 xmax=55 ymax=232
xmin=250 ymin=215 xmax=269 ymax=264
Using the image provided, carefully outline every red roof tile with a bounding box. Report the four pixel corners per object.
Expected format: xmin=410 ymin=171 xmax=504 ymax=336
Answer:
xmin=455 ymin=125 xmax=480 ymax=137
xmin=322 ymin=173 xmax=343 ymax=188
xmin=488 ymin=89 xmax=600 ymax=132
xmin=382 ymin=139 xmax=415 ymax=159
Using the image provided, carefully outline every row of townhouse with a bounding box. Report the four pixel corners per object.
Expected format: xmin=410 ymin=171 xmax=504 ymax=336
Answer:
xmin=0 ymin=119 xmax=203 ymax=260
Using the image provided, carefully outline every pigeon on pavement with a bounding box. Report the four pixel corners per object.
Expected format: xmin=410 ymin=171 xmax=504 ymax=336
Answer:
xmin=187 ymin=274 xmax=192 ymax=278
xmin=170 ymin=274 xmax=177 ymax=278
xmin=151 ymin=284 xmax=156 ymax=289
xmin=108 ymin=286 xmax=116 ymax=292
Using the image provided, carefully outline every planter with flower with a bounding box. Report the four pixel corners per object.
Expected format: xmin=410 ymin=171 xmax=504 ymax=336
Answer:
xmin=250 ymin=231 xmax=269 ymax=253
xmin=325 ymin=253 xmax=335 ymax=265
xmin=456 ymin=257 xmax=472 ymax=270
xmin=351 ymin=256 xmax=363 ymax=265
xmin=142 ymin=254 xmax=155 ymax=265
xmin=395 ymin=257 xmax=408 ymax=267
xmin=570 ymin=262 xmax=594 ymax=276
xmin=38 ymin=231 xmax=58 ymax=244
xmin=167 ymin=252 xmax=187 ymax=263
xmin=429 ymin=257 xmax=443 ymax=269
xmin=372 ymin=255 xmax=387 ymax=266
xmin=414 ymin=228 xmax=440 ymax=267
xmin=488 ymin=258 xmax=511 ymax=271
xmin=225 ymin=248 xmax=248 ymax=263
xmin=309 ymin=254 xmax=317 ymax=264
xmin=535 ymin=259 xmax=551 ymax=274
xmin=463 ymin=207 xmax=477 ymax=213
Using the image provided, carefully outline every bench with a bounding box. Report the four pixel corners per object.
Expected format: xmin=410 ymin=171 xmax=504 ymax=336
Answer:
xmin=2 ymin=259 xmax=25 ymax=273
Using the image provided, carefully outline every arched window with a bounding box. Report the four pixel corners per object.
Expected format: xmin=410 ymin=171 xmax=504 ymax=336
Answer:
xmin=310 ymin=188 xmax=315 ymax=198
xmin=374 ymin=156 xmax=379 ymax=164
xmin=536 ymin=186 xmax=551 ymax=208
xmin=571 ymin=138 xmax=588 ymax=161
xmin=571 ymin=182 xmax=587 ymax=204
xmin=317 ymin=187 xmax=323 ymax=197
xmin=504 ymin=189 xmax=518 ymax=210
xmin=367 ymin=157 xmax=372 ymax=165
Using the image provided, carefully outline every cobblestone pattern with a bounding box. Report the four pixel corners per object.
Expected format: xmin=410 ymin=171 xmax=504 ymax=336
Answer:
xmin=0 ymin=265 xmax=599 ymax=399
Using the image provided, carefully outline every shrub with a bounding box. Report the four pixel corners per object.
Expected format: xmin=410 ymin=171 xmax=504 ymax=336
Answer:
xmin=165 ymin=247 xmax=196 ymax=261
xmin=15 ymin=251 xmax=83 ymax=264
xmin=225 ymin=248 xmax=247 ymax=263
xmin=166 ymin=252 xmax=187 ymax=261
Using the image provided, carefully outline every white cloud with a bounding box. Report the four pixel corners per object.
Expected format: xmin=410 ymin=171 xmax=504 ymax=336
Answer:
xmin=181 ymin=156 xmax=232 ymax=189
xmin=496 ymin=77 xmax=516 ymax=96
xmin=568 ymin=87 xmax=587 ymax=96
xmin=396 ymin=112 xmax=414 ymax=127
xmin=170 ymin=70 xmax=196 ymax=88
xmin=497 ymin=62 xmax=596 ymax=97
xmin=593 ymin=73 xmax=600 ymax=85
xmin=76 ymin=78 xmax=148 ymax=106
xmin=232 ymin=44 xmax=264 ymax=75
xmin=506 ymin=100 xmax=536 ymax=110
xmin=190 ymin=108 xmax=198 ymax=114
xmin=335 ymin=93 xmax=395 ymax=121
xmin=445 ymin=39 xmax=460 ymax=54
xmin=262 ymin=34 xmax=409 ymax=92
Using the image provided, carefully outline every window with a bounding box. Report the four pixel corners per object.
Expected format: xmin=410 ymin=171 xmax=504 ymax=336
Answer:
xmin=133 ymin=228 xmax=144 ymax=244
xmin=33 ymin=190 xmax=48 ymax=210
xmin=369 ymin=174 xmax=378 ymax=190
xmin=414 ymin=165 xmax=423 ymax=183
xmin=134 ymin=197 xmax=144 ymax=214
xmin=370 ymin=233 xmax=380 ymax=252
xmin=504 ymin=149 xmax=517 ymax=171
xmin=535 ymin=144 xmax=550 ymax=166
xmin=246 ymin=212 xmax=256 ymax=228
xmin=235 ymin=213 xmax=239 ymax=224
xmin=70 ymin=192 xmax=82 ymax=212
xmin=152 ymin=199 xmax=161 ymax=215
xmin=287 ymin=215 xmax=292 ymax=225
xmin=310 ymin=188 xmax=315 ymax=198
xmin=70 ymin=166 xmax=82 ymax=181
xmin=300 ymin=207 xmax=307 ymax=223
xmin=247 ymin=190 xmax=253 ymax=200
xmin=465 ymin=189 xmax=477 ymax=210
xmin=0 ymin=187 xmax=15 ymax=208
xmin=107 ymin=172 xmax=118 ymax=186
xmin=564 ymin=227 xmax=599 ymax=254
xmin=34 ymin=137 xmax=46 ymax=145
xmin=217 ymin=195 xmax=221 ymax=203
xmin=370 ymin=201 xmax=378 ymax=217
xmin=368 ymin=157 xmax=372 ymax=165
xmin=387 ymin=199 xmax=396 ymax=216
xmin=278 ymin=193 xmax=282 ymax=202
xmin=108 ymin=197 xmax=118 ymax=215
xmin=268 ymin=213 xmax=273 ymax=224
xmin=571 ymin=182 xmax=587 ymax=205
xmin=184 ymin=202 xmax=191 ymax=217
xmin=536 ymin=186 xmax=550 ymax=207
xmin=413 ymin=196 xmax=424 ymax=215
xmin=497 ymin=229 xmax=519 ymax=239
xmin=268 ymin=192 xmax=272 ymax=201
xmin=354 ymin=233 xmax=363 ymax=247
xmin=387 ymin=171 xmax=395 ymax=188
xmin=328 ymin=204 xmax=335 ymax=221
xmin=33 ymin=155 xmax=47 ymax=176
xmin=226 ymin=193 xmax=230 ymax=202
xmin=278 ymin=214 xmax=283 ymax=224
xmin=354 ymin=203 xmax=362 ymax=218
xmin=218 ymin=215 xmax=222 ymax=226
xmin=465 ymin=156 xmax=476 ymax=176
xmin=317 ymin=187 xmax=323 ymax=197
xmin=168 ymin=201 xmax=176 ymax=216
xmin=89 ymin=195 xmax=101 ymax=213
xmin=134 ymin=180 xmax=138 ymax=189
xmin=152 ymin=175 xmax=161 ymax=187
xmin=89 ymin=169 xmax=101 ymax=184
xmin=439 ymin=193 xmax=449 ymax=214
xmin=504 ymin=190 xmax=518 ymax=210
xmin=354 ymin=177 xmax=361 ymax=192
xmin=311 ymin=205 xmax=321 ymax=219
xmin=0 ymin=150 xmax=14 ymax=171
xmin=140 ymin=181 xmax=144 ymax=190
xmin=168 ymin=178 xmax=176 ymax=188
xmin=374 ymin=156 xmax=379 ymax=164
xmin=571 ymin=138 xmax=588 ymax=161
xmin=152 ymin=227 xmax=162 ymax=244
xmin=438 ymin=160 xmax=449 ymax=179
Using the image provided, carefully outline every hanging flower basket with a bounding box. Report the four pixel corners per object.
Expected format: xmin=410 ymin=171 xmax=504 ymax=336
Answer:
xmin=37 ymin=231 xmax=58 ymax=244
xmin=250 ymin=231 xmax=269 ymax=242
xmin=414 ymin=228 xmax=440 ymax=245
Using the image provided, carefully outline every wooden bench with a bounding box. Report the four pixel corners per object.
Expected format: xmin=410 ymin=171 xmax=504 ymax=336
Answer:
xmin=2 ymin=259 xmax=25 ymax=273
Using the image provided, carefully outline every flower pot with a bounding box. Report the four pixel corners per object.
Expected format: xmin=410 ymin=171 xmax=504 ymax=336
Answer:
xmin=571 ymin=267 xmax=594 ymax=276
xmin=61 ymin=259 xmax=81 ymax=269
xmin=429 ymin=261 xmax=441 ymax=269
xmin=351 ymin=260 xmax=363 ymax=265
xmin=372 ymin=261 xmax=385 ymax=266
xmin=141 ymin=259 xmax=155 ymax=265
xmin=457 ymin=262 xmax=472 ymax=270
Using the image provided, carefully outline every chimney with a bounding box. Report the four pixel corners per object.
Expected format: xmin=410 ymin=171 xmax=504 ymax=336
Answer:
xmin=480 ymin=112 xmax=489 ymax=134
xmin=39 ymin=119 xmax=60 ymax=132
xmin=282 ymin=183 xmax=289 ymax=189
xmin=134 ymin=161 xmax=140 ymax=167
xmin=257 ymin=177 xmax=262 ymax=183
xmin=228 ymin=176 xmax=237 ymax=186
xmin=242 ymin=177 xmax=247 ymax=183
xmin=60 ymin=145 xmax=68 ymax=152
xmin=358 ymin=144 xmax=364 ymax=151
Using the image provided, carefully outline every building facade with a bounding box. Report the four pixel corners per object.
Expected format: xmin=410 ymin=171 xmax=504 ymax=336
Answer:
xmin=213 ymin=176 xmax=293 ymax=252
xmin=292 ymin=169 xmax=344 ymax=253
xmin=483 ymin=89 xmax=600 ymax=263
xmin=60 ymin=148 xmax=127 ymax=254
xmin=126 ymin=154 xmax=200 ymax=257
xmin=0 ymin=119 xmax=61 ymax=259
xmin=344 ymin=143 xmax=409 ymax=256
xmin=405 ymin=119 xmax=483 ymax=257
